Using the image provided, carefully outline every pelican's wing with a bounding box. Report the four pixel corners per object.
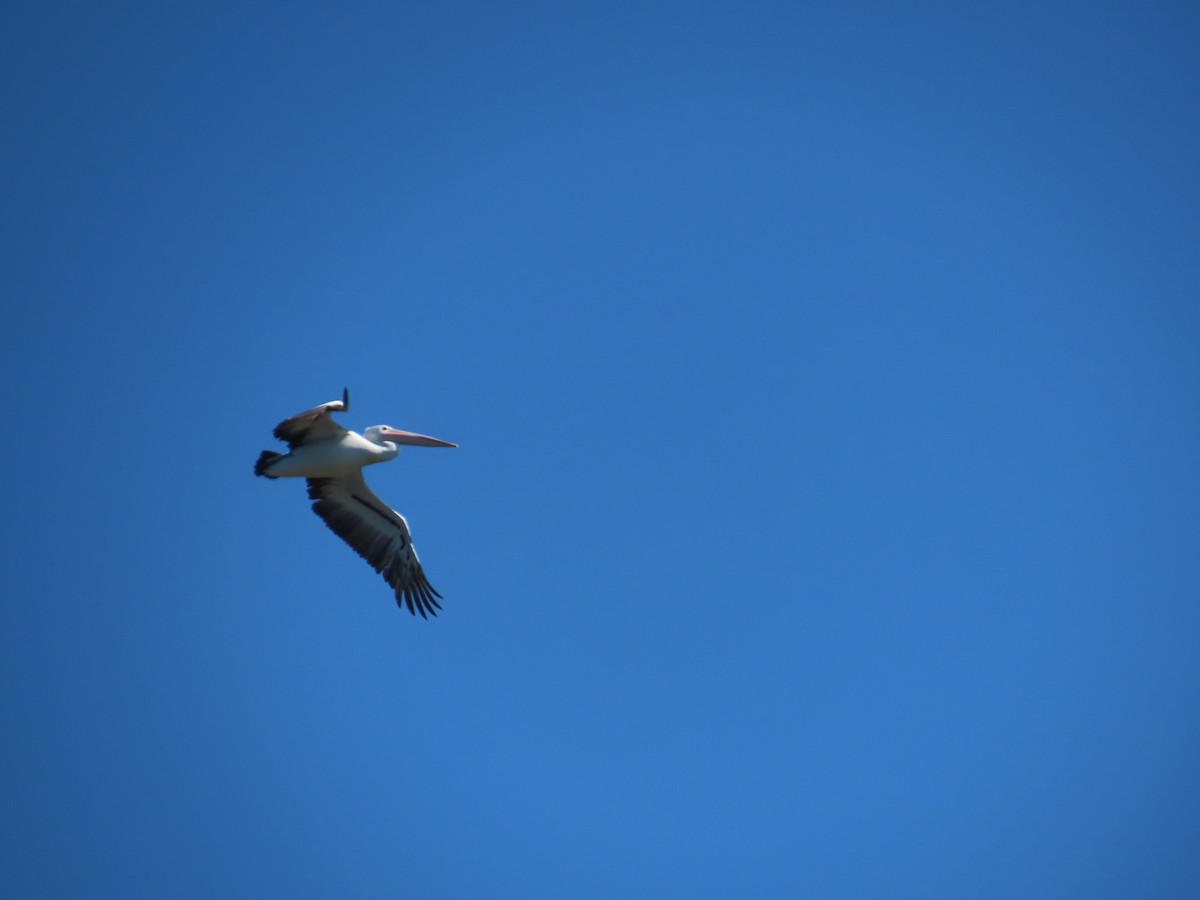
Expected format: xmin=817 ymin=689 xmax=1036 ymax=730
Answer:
xmin=273 ymin=388 xmax=350 ymax=448
xmin=306 ymin=471 xmax=444 ymax=618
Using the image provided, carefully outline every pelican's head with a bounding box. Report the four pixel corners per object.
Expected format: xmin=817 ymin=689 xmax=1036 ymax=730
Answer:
xmin=364 ymin=425 xmax=458 ymax=449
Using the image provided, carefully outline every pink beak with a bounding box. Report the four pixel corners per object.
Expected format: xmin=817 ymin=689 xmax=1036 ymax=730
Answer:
xmin=380 ymin=427 xmax=457 ymax=448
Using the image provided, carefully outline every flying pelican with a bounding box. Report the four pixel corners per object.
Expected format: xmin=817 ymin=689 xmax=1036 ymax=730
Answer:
xmin=255 ymin=389 xmax=456 ymax=617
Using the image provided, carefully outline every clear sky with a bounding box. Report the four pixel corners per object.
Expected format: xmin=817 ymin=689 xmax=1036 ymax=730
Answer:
xmin=3 ymin=2 xmax=1199 ymax=897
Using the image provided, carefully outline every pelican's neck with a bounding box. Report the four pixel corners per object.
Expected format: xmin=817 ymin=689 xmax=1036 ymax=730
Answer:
xmin=356 ymin=430 xmax=401 ymax=466
xmin=370 ymin=440 xmax=400 ymax=464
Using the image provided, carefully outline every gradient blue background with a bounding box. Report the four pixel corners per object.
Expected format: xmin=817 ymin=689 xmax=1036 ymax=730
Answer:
xmin=3 ymin=2 xmax=1199 ymax=897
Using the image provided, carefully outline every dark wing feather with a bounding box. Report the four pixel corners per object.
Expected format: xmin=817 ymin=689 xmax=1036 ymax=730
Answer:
xmin=306 ymin=472 xmax=443 ymax=618
xmin=273 ymin=389 xmax=350 ymax=449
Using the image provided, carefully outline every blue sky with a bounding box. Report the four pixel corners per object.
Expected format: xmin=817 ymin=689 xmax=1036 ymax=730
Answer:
xmin=3 ymin=2 xmax=1199 ymax=897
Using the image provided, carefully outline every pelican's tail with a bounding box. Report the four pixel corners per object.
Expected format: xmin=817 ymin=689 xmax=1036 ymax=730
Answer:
xmin=255 ymin=450 xmax=285 ymax=478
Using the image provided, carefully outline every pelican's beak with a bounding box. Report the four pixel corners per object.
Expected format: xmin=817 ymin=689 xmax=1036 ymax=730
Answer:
xmin=381 ymin=428 xmax=457 ymax=448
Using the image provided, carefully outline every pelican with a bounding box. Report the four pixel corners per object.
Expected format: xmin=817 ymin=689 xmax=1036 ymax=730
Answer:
xmin=254 ymin=389 xmax=456 ymax=617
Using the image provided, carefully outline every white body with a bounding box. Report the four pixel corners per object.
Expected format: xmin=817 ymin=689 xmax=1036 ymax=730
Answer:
xmin=266 ymin=430 xmax=399 ymax=479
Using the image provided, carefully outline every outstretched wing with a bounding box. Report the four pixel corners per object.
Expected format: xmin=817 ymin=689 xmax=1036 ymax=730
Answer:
xmin=305 ymin=471 xmax=444 ymax=618
xmin=273 ymin=388 xmax=350 ymax=449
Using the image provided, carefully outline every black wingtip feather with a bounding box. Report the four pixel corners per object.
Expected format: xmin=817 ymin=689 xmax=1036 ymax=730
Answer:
xmin=396 ymin=580 xmax=443 ymax=618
